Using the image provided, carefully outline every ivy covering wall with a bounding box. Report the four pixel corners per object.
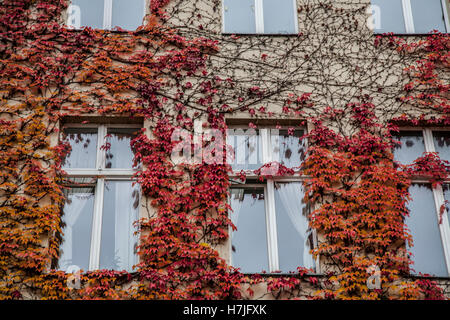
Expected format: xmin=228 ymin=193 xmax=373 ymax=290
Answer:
xmin=0 ymin=0 xmax=448 ymax=300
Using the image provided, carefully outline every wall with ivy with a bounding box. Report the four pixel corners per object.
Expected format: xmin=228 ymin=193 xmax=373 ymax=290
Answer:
xmin=0 ymin=0 xmax=448 ymax=299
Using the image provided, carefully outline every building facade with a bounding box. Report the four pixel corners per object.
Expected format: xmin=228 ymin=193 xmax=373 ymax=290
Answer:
xmin=0 ymin=0 xmax=449 ymax=299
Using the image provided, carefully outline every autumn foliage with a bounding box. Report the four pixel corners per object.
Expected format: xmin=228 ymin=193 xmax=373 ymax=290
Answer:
xmin=0 ymin=0 xmax=448 ymax=300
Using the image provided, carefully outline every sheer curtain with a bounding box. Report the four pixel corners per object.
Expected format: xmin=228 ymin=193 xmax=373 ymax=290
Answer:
xmin=277 ymin=182 xmax=314 ymax=269
xmin=113 ymin=181 xmax=139 ymax=271
xmin=59 ymin=191 xmax=93 ymax=271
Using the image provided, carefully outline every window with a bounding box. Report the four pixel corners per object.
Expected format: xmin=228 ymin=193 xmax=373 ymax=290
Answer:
xmin=58 ymin=124 xmax=141 ymax=272
xmin=227 ymin=126 xmax=316 ymax=273
xmin=222 ymin=0 xmax=298 ymax=34
xmin=394 ymin=129 xmax=450 ymax=277
xmin=67 ymin=0 xmax=146 ymax=30
xmin=371 ymin=0 xmax=450 ymax=34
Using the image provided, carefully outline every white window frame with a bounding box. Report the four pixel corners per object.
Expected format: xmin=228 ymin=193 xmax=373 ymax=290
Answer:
xmin=67 ymin=0 xmax=147 ymax=30
xmin=377 ymin=0 xmax=450 ymax=34
xmin=228 ymin=126 xmax=319 ymax=274
xmin=221 ymin=0 xmax=299 ymax=34
xmin=61 ymin=123 xmax=141 ymax=271
xmin=398 ymin=127 xmax=450 ymax=276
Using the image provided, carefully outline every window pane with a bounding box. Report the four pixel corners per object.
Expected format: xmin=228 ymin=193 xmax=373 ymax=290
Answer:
xmin=112 ymin=0 xmax=145 ymax=31
xmin=371 ymin=0 xmax=406 ymax=34
xmin=105 ymin=128 xmax=139 ymax=169
xmin=223 ymin=0 xmax=256 ymax=33
xmin=274 ymin=182 xmax=314 ymax=272
xmin=230 ymin=188 xmax=269 ymax=273
xmin=411 ymin=0 xmax=446 ymax=33
xmin=71 ymin=0 xmax=104 ymax=29
xmin=393 ymin=131 xmax=425 ymax=165
xmin=406 ymin=184 xmax=448 ymax=276
xmin=263 ymin=0 xmax=296 ymax=34
xmin=443 ymin=184 xmax=450 ymax=229
xmin=99 ymin=181 xmax=140 ymax=271
xmin=62 ymin=128 xmax=98 ymax=169
xmin=274 ymin=129 xmax=305 ymax=169
xmin=433 ymin=131 xmax=450 ymax=163
xmin=59 ymin=187 xmax=95 ymax=272
xmin=227 ymin=129 xmax=263 ymax=171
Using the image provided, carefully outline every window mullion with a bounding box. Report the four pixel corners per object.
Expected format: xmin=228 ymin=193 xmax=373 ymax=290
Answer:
xmin=423 ymin=129 xmax=435 ymax=153
xmin=402 ymin=0 xmax=415 ymax=33
xmin=292 ymin=0 xmax=299 ymax=33
xmin=261 ymin=129 xmax=279 ymax=272
xmin=103 ymin=0 xmax=113 ymax=30
xmin=89 ymin=178 xmax=105 ymax=270
xmin=265 ymin=180 xmax=279 ymax=272
xmin=255 ymin=0 xmax=264 ymax=33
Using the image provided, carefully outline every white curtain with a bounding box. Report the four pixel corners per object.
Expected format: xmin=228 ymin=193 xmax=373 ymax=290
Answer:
xmin=59 ymin=192 xmax=92 ymax=271
xmin=277 ymin=183 xmax=314 ymax=269
xmin=113 ymin=182 xmax=139 ymax=271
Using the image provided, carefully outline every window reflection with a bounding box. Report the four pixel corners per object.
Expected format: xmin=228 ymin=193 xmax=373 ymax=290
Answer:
xmin=105 ymin=128 xmax=139 ymax=169
xmin=433 ymin=131 xmax=450 ymax=163
xmin=393 ymin=131 xmax=425 ymax=165
xmin=276 ymin=129 xmax=305 ymax=169
xmin=223 ymin=0 xmax=257 ymax=34
xmin=228 ymin=129 xmax=262 ymax=171
xmin=62 ymin=128 xmax=98 ymax=169
xmin=263 ymin=0 xmax=296 ymax=34
xmin=371 ymin=0 xmax=406 ymax=34
xmin=71 ymin=0 xmax=104 ymax=29
xmin=111 ymin=0 xmax=145 ymax=31
xmin=410 ymin=0 xmax=446 ymax=33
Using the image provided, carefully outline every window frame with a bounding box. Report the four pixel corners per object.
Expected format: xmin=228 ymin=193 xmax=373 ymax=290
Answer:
xmin=373 ymin=0 xmax=450 ymax=34
xmin=61 ymin=123 xmax=141 ymax=271
xmin=396 ymin=127 xmax=450 ymax=276
xmin=228 ymin=125 xmax=319 ymax=274
xmin=221 ymin=0 xmax=299 ymax=35
xmin=66 ymin=0 xmax=147 ymax=31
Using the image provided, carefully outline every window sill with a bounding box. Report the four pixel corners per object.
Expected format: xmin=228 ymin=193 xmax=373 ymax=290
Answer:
xmin=374 ymin=32 xmax=449 ymax=37
xmin=236 ymin=272 xmax=323 ymax=278
xmin=221 ymin=33 xmax=302 ymax=37
xmin=62 ymin=26 xmax=145 ymax=34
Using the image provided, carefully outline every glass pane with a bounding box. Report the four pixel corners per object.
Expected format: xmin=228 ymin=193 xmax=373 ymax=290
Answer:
xmin=371 ymin=0 xmax=406 ymax=34
xmin=59 ymin=187 xmax=95 ymax=272
xmin=230 ymin=188 xmax=269 ymax=273
xmin=405 ymin=184 xmax=447 ymax=276
xmin=227 ymin=129 xmax=263 ymax=171
xmin=274 ymin=182 xmax=314 ymax=272
xmin=274 ymin=129 xmax=305 ymax=169
xmin=71 ymin=0 xmax=104 ymax=29
xmin=112 ymin=0 xmax=145 ymax=31
xmin=263 ymin=0 xmax=296 ymax=34
xmin=433 ymin=131 xmax=450 ymax=163
xmin=411 ymin=0 xmax=446 ymax=33
xmin=105 ymin=128 xmax=139 ymax=169
xmin=443 ymin=184 xmax=450 ymax=229
xmin=393 ymin=131 xmax=425 ymax=165
xmin=99 ymin=181 xmax=140 ymax=271
xmin=62 ymin=128 xmax=98 ymax=169
xmin=223 ymin=0 xmax=256 ymax=33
